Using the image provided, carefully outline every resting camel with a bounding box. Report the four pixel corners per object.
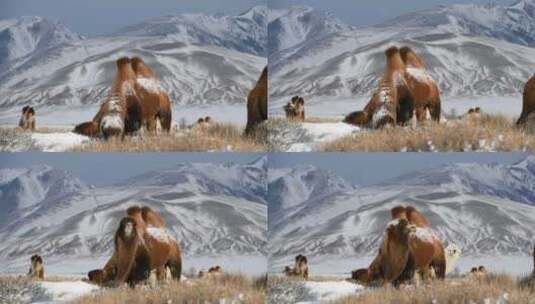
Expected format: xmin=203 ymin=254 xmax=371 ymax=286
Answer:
xmin=352 ymin=206 xmax=446 ymax=287
xmin=88 ymin=206 xmax=181 ymax=287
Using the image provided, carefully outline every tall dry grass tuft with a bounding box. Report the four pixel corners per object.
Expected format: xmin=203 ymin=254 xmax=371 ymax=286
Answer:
xmin=323 ymin=115 xmax=535 ymax=152
xmin=336 ymin=273 xmax=535 ymax=304
xmin=74 ymin=123 xmax=267 ymax=152
xmin=74 ymin=273 xmax=265 ymax=304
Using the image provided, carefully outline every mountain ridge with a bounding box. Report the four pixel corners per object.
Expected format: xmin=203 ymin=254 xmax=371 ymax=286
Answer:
xmin=268 ymin=156 xmax=535 ymax=259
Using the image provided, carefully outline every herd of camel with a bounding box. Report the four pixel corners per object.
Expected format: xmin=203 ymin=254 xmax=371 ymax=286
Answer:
xmin=16 ymin=58 xmax=268 ymax=139
xmin=14 ymin=46 xmax=535 ymax=139
xmin=282 ymin=205 xmax=535 ymax=288
xmin=69 ymin=57 xmax=267 ymax=139
xmin=27 ymin=206 xmax=223 ymax=286
xmin=23 ymin=204 xmax=535 ymax=290
xmin=282 ymin=46 xmax=535 ymax=131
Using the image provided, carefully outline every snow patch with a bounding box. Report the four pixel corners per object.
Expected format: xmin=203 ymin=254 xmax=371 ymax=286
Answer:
xmin=30 ymin=132 xmax=90 ymax=152
xmin=410 ymin=226 xmax=438 ymax=243
xmin=146 ymin=226 xmax=172 ymax=243
xmin=38 ymin=281 xmax=98 ymax=302
xmin=372 ymin=103 xmax=390 ymax=127
xmin=137 ymin=77 xmax=163 ymax=94
xmin=122 ymin=82 xmax=136 ymax=97
xmin=100 ymin=114 xmax=123 ymax=130
xmin=286 ymin=122 xmax=361 ymax=152
xmin=406 ymin=67 xmax=434 ymax=84
xmin=298 ymin=281 xmax=363 ymax=303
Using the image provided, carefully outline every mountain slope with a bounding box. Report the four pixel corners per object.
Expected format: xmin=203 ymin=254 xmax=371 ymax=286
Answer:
xmin=0 ymin=7 xmax=267 ymax=110
xmin=269 ymin=156 xmax=535 ymax=259
xmin=379 ymin=0 xmax=535 ymax=47
xmin=120 ymin=6 xmax=267 ymax=57
xmin=269 ymin=3 xmax=535 ymax=100
xmin=0 ymin=16 xmax=82 ymax=68
xmin=268 ymin=6 xmax=354 ymax=53
xmin=0 ymin=160 xmax=267 ymax=267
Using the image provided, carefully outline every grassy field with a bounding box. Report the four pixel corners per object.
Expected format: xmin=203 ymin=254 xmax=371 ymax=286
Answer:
xmin=75 ymin=123 xmax=268 ymax=152
xmin=0 ymin=122 xmax=268 ymax=152
xmin=322 ymin=114 xmax=535 ymax=152
xmin=335 ymin=273 xmax=535 ymax=304
xmin=74 ymin=273 xmax=266 ymax=304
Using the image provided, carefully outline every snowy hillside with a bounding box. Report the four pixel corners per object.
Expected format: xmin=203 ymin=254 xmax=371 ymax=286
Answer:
xmin=0 ymin=158 xmax=267 ymax=272
xmin=268 ymin=164 xmax=355 ymax=229
xmin=268 ymin=6 xmax=353 ymax=53
xmin=120 ymin=6 xmax=267 ymax=56
xmin=379 ymin=0 xmax=535 ymax=47
xmin=269 ymin=156 xmax=535 ymax=260
xmin=269 ymin=2 xmax=535 ymax=101
xmin=0 ymin=16 xmax=82 ymax=68
xmin=0 ymin=7 xmax=266 ymax=111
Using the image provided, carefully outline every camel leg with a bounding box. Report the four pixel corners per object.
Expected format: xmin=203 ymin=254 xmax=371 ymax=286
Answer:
xmin=145 ymin=118 xmax=157 ymax=134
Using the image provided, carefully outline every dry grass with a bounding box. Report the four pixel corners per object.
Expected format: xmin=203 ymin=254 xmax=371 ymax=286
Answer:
xmin=73 ymin=273 xmax=266 ymax=304
xmin=74 ymin=123 xmax=267 ymax=152
xmin=322 ymin=115 xmax=535 ymax=152
xmin=304 ymin=117 xmax=341 ymax=123
xmin=335 ymin=274 xmax=535 ymax=304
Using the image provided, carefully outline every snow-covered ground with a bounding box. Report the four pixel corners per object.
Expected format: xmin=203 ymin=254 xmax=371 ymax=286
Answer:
xmin=1 ymin=255 xmax=265 ymax=303
xmin=297 ymin=280 xmax=363 ymax=304
xmin=270 ymin=255 xmax=532 ymax=303
xmin=0 ymin=103 xmax=247 ymax=152
xmin=269 ymin=95 xmax=522 ymax=152
xmin=284 ymin=122 xmax=361 ymax=152
xmin=30 ymin=132 xmax=90 ymax=152
xmin=270 ymin=255 xmax=533 ymax=278
xmin=34 ymin=281 xmax=99 ymax=303
xmin=3 ymin=255 xmax=266 ymax=278
xmin=269 ymin=95 xmax=522 ymax=119
xmin=0 ymin=103 xmax=247 ymax=127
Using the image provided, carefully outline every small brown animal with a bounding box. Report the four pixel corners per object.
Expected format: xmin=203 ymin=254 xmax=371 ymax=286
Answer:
xmin=284 ymin=96 xmax=305 ymax=121
xmin=294 ymin=254 xmax=309 ymax=279
xmin=470 ymin=265 xmax=487 ymax=277
xmin=208 ymin=265 xmax=222 ymax=274
xmin=19 ymin=106 xmax=36 ymax=131
xmin=467 ymin=107 xmax=481 ymax=115
xmin=283 ymin=255 xmax=309 ymax=279
xmin=28 ymin=254 xmax=44 ymax=280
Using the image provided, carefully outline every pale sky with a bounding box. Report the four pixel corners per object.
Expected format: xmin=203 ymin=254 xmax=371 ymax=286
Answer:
xmin=270 ymin=0 xmax=515 ymax=27
xmin=269 ymin=153 xmax=528 ymax=186
xmin=0 ymin=0 xmax=266 ymax=36
xmin=0 ymin=153 xmax=264 ymax=186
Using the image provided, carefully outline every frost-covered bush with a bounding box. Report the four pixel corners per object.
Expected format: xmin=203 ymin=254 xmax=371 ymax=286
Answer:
xmin=266 ymin=119 xmax=312 ymax=151
xmin=267 ymin=276 xmax=313 ymax=304
xmin=0 ymin=276 xmax=50 ymax=304
xmin=0 ymin=129 xmax=36 ymax=152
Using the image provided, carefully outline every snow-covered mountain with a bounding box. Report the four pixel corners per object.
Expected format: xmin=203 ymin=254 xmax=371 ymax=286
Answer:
xmin=0 ymin=16 xmax=82 ymax=68
xmin=0 ymin=158 xmax=267 ymax=267
xmin=379 ymin=0 xmax=535 ymax=47
xmin=120 ymin=6 xmax=267 ymax=56
xmin=0 ymin=7 xmax=266 ymax=110
xmin=269 ymin=156 xmax=535 ymax=260
xmin=268 ymin=6 xmax=354 ymax=54
xmin=269 ymin=2 xmax=535 ymax=100
xmin=268 ymin=165 xmax=355 ymax=230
